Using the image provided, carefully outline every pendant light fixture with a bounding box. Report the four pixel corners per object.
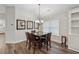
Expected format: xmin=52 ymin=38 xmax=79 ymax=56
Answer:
xmin=35 ymin=4 xmax=43 ymax=24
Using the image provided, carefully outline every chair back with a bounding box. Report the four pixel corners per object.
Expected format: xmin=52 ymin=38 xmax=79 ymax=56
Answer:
xmin=44 ymin=33 xmax=51 ymax=41
xmin=31 ymin=30 xmax=36 ymax=34
xmin=25 ymin=32 xmax=29 ymax=41
xmin=25 ymin=32 xmax=33 ymax=42
xmin=28 ymin=33 xmax=33 ymax=42
xmin=48 ymin=33 xmax=51 ymax=41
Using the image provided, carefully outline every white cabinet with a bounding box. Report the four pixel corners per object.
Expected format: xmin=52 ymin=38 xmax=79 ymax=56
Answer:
xmin=68 ymin=7 xmax=79 ymax=52
xmin=68 ymin=35 xmax=79 ymax=52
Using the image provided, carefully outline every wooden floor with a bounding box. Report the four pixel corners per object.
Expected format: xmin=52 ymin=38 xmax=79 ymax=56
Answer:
xmin=0 ymin=41 xmax=79 ymax=54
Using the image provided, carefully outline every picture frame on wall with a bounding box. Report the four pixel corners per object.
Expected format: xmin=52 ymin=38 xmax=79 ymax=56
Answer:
xmin=27 ymin=21 xmax=33 ymax=29
xmin=34 ymin=22 xmax=39 ymax=29
xmin=16 ymin=19 xmax=26 ymax=30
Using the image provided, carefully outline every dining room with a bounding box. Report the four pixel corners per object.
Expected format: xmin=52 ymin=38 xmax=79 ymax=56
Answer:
xmin=0 ymin=4 xmax=79 ymax=54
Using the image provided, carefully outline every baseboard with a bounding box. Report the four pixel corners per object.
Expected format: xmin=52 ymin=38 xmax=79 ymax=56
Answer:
xmin=5 ymin=40 xmax=26 ymax=44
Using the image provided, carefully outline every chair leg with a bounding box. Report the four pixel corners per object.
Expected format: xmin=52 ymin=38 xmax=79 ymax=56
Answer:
xmin=28 ymin=42 xmax=31 ymax=50
xmin=47 ymin=42 xmax=48 ymax=51
xmin=39 ymin=42 xmax=42 ymax=49
xmin=37 ymin=43 xmax=40 ymax=54
xmin=49 ymin=41 xmax=51 ymax=48
xmin=61 ymin=43 xmax=63 ymax=47
xmin=44 ymin=42 xmax=45 ymax=48
xmin=33 ymin=44 xmax=35 ymax=54
xmin=26 ymin=41 xmax=28 ymax=47
xmin=45 ymin=42 xmax=48 ymax=51
xmin=33 ymin=47 xmax=35 ymax=54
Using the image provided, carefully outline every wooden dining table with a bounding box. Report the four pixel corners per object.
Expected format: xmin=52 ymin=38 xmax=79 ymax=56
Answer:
xmin=34 ymin=32 xmax=46 ymax=40
xmin=33 ymin=32 xmax=46 ymax=49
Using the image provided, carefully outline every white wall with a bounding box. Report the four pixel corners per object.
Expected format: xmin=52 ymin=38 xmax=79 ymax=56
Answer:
xmin=58 ymin=12 xmax=69 ymax=43
xmin=59 ymin=12 xmax=69 ymax=37
xmin=0 ymin=5 xmax=5 ymax=14
xmin=0 ymin=6 xmax=6 ymax=33
xmin=0 ymin=5 xmax=6 ymax=43
xmin=15 ymin=6 xmax=37 ymax=43
xmin=5 ymin=6 xmax=15 ymax=43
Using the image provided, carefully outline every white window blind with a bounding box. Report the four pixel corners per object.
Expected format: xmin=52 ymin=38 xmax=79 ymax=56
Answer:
xmin=43 ymin=19 xmax=59 ymax=36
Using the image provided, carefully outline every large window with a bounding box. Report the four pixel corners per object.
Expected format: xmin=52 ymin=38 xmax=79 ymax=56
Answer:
xmin=43 ymin=19 xmax=59 ymax=36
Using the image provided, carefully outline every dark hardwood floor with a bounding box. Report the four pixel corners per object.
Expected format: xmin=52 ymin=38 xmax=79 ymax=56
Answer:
xmin=2 ymin=41 xmax=79 ymax=54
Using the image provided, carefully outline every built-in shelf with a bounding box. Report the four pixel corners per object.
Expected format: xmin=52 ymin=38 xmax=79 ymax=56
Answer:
xmin=69 ymin=34 xmax=79 ymax=36
xmin=71 ymin=12 xmax=79 ymax=35
xmin=69 ymin=7 xmax=79 ymax=52
xmin=71 ymin=26 xmax=79 ymax=28
xmin=72 ymin=18 xmax=79 ymax=21
xmin=71 ymin=9 xmax=79 ymax=14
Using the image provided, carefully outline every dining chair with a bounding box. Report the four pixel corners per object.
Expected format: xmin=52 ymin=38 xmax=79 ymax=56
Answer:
xmin=25 ymin=32 xmax=29 ymax=47
xmin=48 ymin=33 xmax=52 ymax=48
xmin=31 ymin=34 xmax=41 ymax=53
xmin=40 ymin=33 xmax=51 ymax=50
xmin=26 ymin=33 xmax=41 ymax=53
xmin=40 ymin=33 xmax=48 ymax=50
xmin=25 ymin=32 xmax=33 ymax=50
xmin=27 ymin=33 xmax=33 ymax=50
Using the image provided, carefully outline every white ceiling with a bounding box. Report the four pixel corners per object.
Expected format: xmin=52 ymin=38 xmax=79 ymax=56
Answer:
xmin=3 ymin=4 xmax=79 ymax=19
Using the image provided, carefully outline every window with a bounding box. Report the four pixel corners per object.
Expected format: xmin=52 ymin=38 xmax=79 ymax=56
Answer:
xmin=43 ymin=19 xmax=59 ymax=36
xmin=43 ymin=21 xmax=50 ymax=33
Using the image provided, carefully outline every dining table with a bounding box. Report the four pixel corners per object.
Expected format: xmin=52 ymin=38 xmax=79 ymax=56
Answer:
xmin=33 ymin=32 xmax=47 ymax=49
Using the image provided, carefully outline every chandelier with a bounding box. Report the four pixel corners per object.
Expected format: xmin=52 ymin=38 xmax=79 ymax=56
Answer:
xmin=35 ymin=4 xmax=43 ymax=24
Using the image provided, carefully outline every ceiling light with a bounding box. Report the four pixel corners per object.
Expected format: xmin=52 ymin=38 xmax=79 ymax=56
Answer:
xmin=35 ymin=4 xmax=43 ymax=24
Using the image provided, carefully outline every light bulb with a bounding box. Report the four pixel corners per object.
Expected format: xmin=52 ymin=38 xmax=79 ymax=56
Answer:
xmin=35 ymin=20 xmax=40 ymax=23
xmin=41 ymin=20 xmax=44 ymax=23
